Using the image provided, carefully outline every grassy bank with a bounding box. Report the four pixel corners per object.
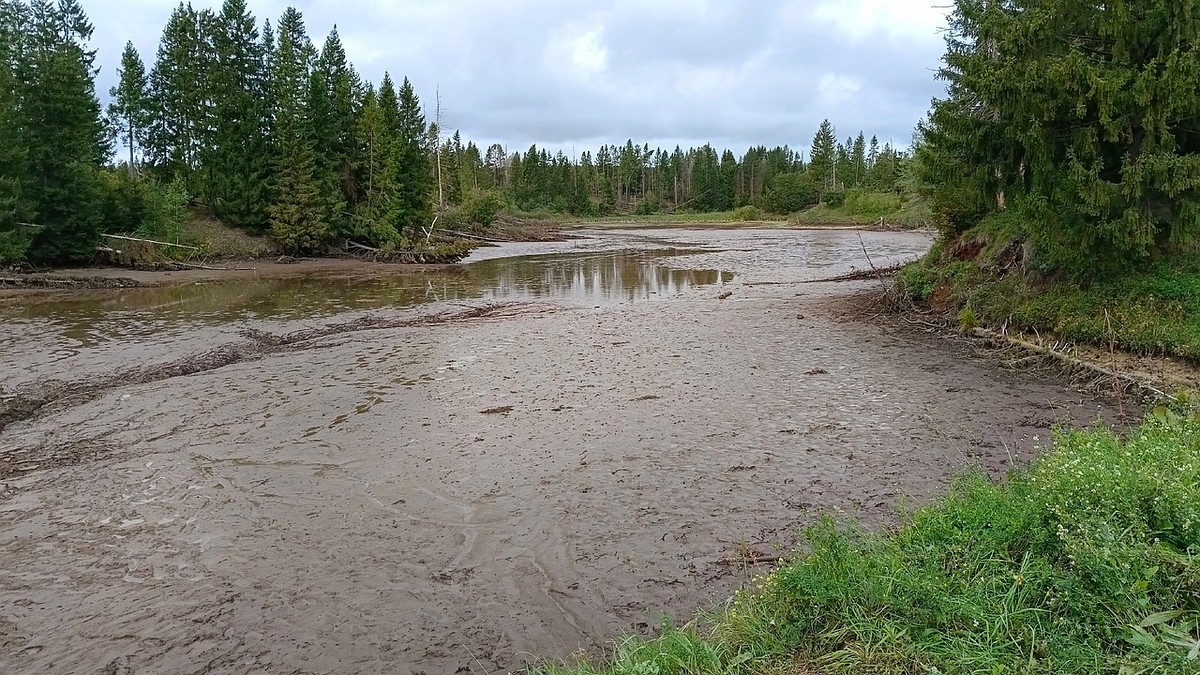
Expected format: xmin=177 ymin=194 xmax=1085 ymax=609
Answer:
xmin=536 ymin=407 xmax=1200 ymax=674
xmin=897 ymin=215 xmax=1200 ymax=361
xmin=548 ymin=208 xmax=787 ymax=227
xmin=790 ymin=193 xmax=932 ymax=229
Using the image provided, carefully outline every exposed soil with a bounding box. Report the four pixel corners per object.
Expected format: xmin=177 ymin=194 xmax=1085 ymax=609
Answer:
xmin=0 ymin=229 xmax=1132 ymax=675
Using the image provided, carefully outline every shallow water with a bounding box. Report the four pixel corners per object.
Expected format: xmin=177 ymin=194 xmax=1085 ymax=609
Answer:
xmin=0 ymin=228 xmax=1124 ymax=675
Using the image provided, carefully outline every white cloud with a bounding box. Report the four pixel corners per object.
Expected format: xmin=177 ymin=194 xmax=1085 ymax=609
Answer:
xmin=812 ymin=0 xmax=946 ymax=42
xmin=86 ymin=0 xmax=946 ymax=153
xmin=817 ymin=73 xmax=863 ymax=107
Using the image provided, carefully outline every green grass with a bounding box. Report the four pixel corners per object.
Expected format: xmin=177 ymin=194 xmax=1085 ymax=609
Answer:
xmin=533 ymin=408 xmax=1200 ymax=674
xmin=897 ymin=214 xmax=1200 ymax=360
xmin=559 ymin=209 xmax=788 ymax=226
xmin=790 ymin=192 xmax=932 ymax=229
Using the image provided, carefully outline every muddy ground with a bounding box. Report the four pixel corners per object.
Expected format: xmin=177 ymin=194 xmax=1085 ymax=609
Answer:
xmin=0 ymin=229 xmax=1128 ymax=674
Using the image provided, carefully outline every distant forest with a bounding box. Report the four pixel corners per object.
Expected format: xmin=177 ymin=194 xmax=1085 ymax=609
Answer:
xmin=0 ymin=0 xmax=912 ymax=262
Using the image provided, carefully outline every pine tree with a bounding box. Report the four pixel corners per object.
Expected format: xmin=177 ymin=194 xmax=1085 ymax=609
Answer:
xmin=808 ymin=119 xmax=836 ymax=189
xmin=107 ymin=41 xmax=148 ymax=178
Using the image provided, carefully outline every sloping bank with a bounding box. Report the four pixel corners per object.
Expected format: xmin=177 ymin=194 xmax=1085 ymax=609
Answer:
xmin=895 ymin=214 xmax=1200 ymax=363
xmin=534 ymin=404 xmax=1200 ymax=674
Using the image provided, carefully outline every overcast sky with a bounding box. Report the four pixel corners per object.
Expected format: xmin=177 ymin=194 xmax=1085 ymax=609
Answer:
xmin=89 ymin=0 xmax=948 ymax=155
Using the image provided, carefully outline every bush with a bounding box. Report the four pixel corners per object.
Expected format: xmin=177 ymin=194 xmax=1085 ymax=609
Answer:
xmin=461 ymin=189 xmax=505 ymax=226
xmin=765 ymin=172 xmax=819 ymax=214
xmin=842 ymin=189 xmax=902 ymax=219
xmin=821 ymin=188 xmax=846 ymax=207
xmin=731 ymin=205 xmax=761 ymax=222
xmin=137 ymin=177 xmax=189 ymax=243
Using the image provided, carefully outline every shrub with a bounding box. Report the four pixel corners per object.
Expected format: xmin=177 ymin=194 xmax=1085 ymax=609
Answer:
xmin=461 ymin=189 xmax=505 ymax=226
xmin=766 ymin=172 xmax=819 ymax=214
xmin=731 ymin=205 xmax=761 ymax=222
xmin=821 ymin=188 xmax=846 ymax=207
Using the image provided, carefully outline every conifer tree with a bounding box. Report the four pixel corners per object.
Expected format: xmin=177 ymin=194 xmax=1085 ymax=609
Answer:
xmin=267 ymin=6 xmax=325 ymax=251
xmin=0 ymin=0 xmax=31 ymax=260
xmin=391 ymin=77 xmax=431 ymax=236
xmin=207 ymin=0 xmax=270 ymax=231
xmin=923 ymin=0 xmax=1200 ymax=270
xmin=107 ymin=41 xmax=149 ymax=178
xmin=808 ymin=119 xmax=836 ymax=189
xmin=851 ymin=132 xmax=867 ymax=188
xmin=20 ymin=0 xmax=109 ymax=261
xmin=307 ymin=27 xmax=357 ymax=238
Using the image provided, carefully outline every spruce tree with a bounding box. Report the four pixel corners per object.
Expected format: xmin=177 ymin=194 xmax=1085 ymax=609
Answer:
xmin=924 ymin=0 xmax=1200 ymax=270
xmin=208 ymin=0 xmax=270 ymax=231
xmin=146 ymin=3 xmax=215 ymax=185
xmin=355 ymin=83 xmax=400 ymax=244
xmin=267 ymin=6 xmax=326 ymax=252
xmin=391 ymin=76 xmax=431 ymax=236
xmin=21 ymin=0 xmax=109 ymax=262
xmin=107 ymin=41 xmax=149 ymax=178
xmin=307 ymin=27 xmax=357 ymax=239
xmin=0 ymin=0 xmax=31 ymax=260
xmin=808 ymin=119 xmax=836 ymax=189
xmin=851 ymin=132 xmax=866 ymax=188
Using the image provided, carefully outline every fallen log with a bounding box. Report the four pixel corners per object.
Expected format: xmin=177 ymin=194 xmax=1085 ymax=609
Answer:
xmin=444 ymin=230 xmax=510 ymax=243
xmin=167 ymin=261 xmax=257 ymax=272
xmin=99 ymin=233 xmax=199 ymax=251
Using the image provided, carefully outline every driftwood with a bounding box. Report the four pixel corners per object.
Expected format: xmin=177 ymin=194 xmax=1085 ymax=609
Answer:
xmin=798 ymin=263 xmax=904 ymax=283
xmin=346 ymin=240 xmax=381 ymax=253
xmin=100 ymin=233 xmax=199 ymax=251
xmin=444 ymin=230 xmax=508 ymax=243
xmin=969 ymin=327 xmax=1167 ymax=399
xmin=167 ymin=261 xmax=257 ymax=272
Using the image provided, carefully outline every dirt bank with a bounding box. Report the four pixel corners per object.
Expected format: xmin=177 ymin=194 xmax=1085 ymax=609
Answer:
xmin=0 ymin=229 xmax=1128 ymax=675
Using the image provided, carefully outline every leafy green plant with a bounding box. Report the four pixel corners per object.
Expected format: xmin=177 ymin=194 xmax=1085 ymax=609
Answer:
xmin=731 ymin=206 xmax=761 ymax=222
xmin=957 ymin=306 xmax=977 ymax=332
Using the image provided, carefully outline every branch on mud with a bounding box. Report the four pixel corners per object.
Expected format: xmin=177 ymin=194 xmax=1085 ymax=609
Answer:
xmin=99 ymin=233 xmax=200 ymax=251
xmin=969 ymin=327 xmax=1167 ymax=399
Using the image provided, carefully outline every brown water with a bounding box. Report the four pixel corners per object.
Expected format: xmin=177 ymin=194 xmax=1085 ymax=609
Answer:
xmin=0 ymin=228 xmax=1123 ymax=674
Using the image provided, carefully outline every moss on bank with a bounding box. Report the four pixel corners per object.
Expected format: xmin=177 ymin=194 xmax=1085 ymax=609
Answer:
xmin=535 ymin=407 xmax=1200 ymax=674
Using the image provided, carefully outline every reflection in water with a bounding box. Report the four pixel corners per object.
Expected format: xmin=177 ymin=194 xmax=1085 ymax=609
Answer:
xmin=1 ymin=248 xmax=732 ymax=349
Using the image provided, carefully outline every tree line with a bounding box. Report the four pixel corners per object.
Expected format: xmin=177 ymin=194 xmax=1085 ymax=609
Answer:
xmin=443 ymin=122 xmax=907 ymax=218
xmin=1 ymin=0 xmax=911 ymax=264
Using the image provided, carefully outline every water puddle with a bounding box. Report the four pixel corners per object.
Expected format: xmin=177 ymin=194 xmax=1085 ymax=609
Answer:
xmin=0 ymin=246 xmax=731 ymax=349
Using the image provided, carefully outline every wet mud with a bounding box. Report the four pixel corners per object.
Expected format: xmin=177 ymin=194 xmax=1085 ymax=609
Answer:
xmin=1 ymin=229 xmax=1126 ymax=674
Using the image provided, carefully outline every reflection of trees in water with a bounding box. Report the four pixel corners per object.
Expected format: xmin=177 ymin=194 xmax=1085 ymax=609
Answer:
xmin=474 ymin=252 xmax=722 ymax=304
xmin=11 ymin=252 xmax=727 ymax=348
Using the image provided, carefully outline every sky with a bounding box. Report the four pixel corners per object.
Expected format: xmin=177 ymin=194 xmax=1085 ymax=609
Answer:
xmin=88 ymin=0 xmax=949 ymax=156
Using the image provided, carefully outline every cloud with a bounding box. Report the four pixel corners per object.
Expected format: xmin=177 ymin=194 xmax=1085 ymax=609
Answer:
xmin=85 ymin=0 xmax=947 ymax=153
